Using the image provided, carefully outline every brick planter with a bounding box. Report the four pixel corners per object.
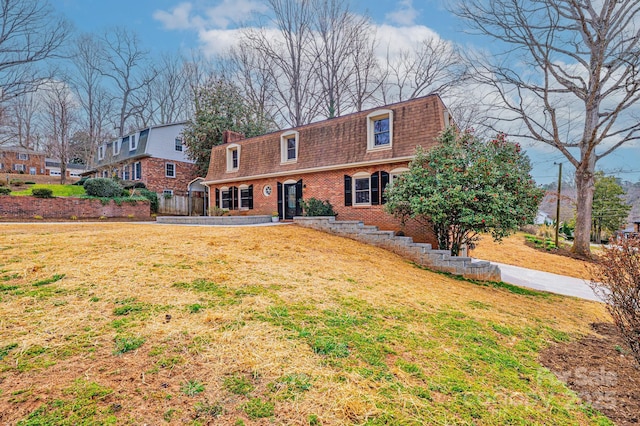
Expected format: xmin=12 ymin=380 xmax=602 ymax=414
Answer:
xmin=0 ymin=196 xmax=151 ymax=220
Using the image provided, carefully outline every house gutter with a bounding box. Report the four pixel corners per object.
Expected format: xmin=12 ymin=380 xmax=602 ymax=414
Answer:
xmin=202 ymin=156 xmax=415 ymax=186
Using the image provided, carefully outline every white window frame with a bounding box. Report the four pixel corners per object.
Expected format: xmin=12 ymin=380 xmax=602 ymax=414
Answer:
xmin=220 ymin=186 xmax=231 ymax=210
xmin=123 ymin=164 xmax=130 ymax=180
xmin=113 ymin=140 xmax=121 ymax=156
xmin=18 ymin=153 xmax=29 ymax=160
xmin=226 ymin=144 xmax=240 ymax=172
xmin=280 ymin=130 xmax=299 ymax=163
xmin=239 ymin=184 xmax=250 ymax=210
xmin=163 ymin=189 xmax=174 ymax=197
xmin=366 ymin=109 xmax=393 ymax=151
xmin=130 ymin=134 xmax=138 ymax=151
xmin=133 ymin=161 xmax=142 ymax=180
xmin=98 ymin=144 xmax=105 ymax=160
xmin=14 ymin=164 xmax=25 ymax=172
xmin=389 ymin=167 xmax=410 ymax=185
xmin=175 ymin=137 xmax=183 ymax=152
xmin=49 ymin=170 xmax=61 ymax=176
xmin=165 ymin=162 xmax=176 ymax=178
xmin=353 ymin=172 xmax=372 ymax=206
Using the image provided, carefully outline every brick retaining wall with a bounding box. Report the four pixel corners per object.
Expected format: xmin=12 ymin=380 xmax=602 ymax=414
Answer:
xmin=0 ymin=196 xmax=151 ymax=219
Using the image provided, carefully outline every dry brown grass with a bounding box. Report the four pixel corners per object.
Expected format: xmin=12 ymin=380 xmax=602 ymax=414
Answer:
xmin=0 ymin=223 xmax=610 ymax=425
xmin=470 ymin=232 xmax=593 ymax=279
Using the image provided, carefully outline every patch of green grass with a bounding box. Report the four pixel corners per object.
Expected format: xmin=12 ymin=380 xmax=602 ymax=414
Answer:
xmin=1 ymin=273 xmax=20 ymax=281
xmin=32 ymin=274 xmax=65 ymax=287
xmin=17 ymin=379 xmax=115 ymax=425
xmin=156 ymin=355 xmax=184 ymax=369
xmin=0 ymin=343 xmax=18 ymax=360
xmin=268 ymin=373 xmax=313 ymax=400
xmin=242 ymin=398 xmax=274 ymax=420
xmin=181 ymin=380 xmax=205 ymax=397
xmin=113 ymin=335 xmax=145 ymax=355
xmin=0 ymin=284 xmax=19 ymax=293
xmin=223 ymin=374 xmax=255 ymax=396
xmin=193 ymin=400 xmax=223 ymax=419
xmin=11 ymin=184 xmax=86 ymax=197
xmin=173 ymin=279 xmax=240 ymax=305
xmin=187 ymin=303 xmax=203 ymax=313
xmin=113 ymin=303 xmax=145 ymax=316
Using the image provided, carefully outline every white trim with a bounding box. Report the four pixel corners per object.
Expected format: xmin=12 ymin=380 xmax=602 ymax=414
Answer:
xmin=113 ymin=140 xmax=121 ymax=156
xmin=390 ymin=167 xmax=410 ymax=174
xmin=202 ymin=156 xmax=413 ymax=186
xmin=353 ymin=174 xmax=372 ymax=206
xmin=130 ymin=134 xmax=138 ymax=151
xmin=282 ymin=179 xmax=298 ymax=185
xmin=280 ymin=130 xmax=299 ymax=163
xmin=226 ymin=144 xmax=240 ymax=172
xmin=98 ymin=144 xmax=105 ymax=160
xmin=366 ymin=109 xmax=393 ymax=151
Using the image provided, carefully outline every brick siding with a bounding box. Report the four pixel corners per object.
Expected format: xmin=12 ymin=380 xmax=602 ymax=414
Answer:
xmin=208 ymin=164 xmax=437 ymax=245
xmin=140 ymin=158 xmax=199 ymax=196
xmin=0 ymin=152 xmax=46 ymax=175
xmin=0 ymin=196 xmax=150 ymax=219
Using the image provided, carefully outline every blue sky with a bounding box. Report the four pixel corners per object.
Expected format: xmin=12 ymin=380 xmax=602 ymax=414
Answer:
xmin=52 ymin=0 xmax=640 ymax=185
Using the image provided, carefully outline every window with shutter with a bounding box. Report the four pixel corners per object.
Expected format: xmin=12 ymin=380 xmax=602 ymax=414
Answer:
xmin=344 ymin=175 xmax=352 ymax=206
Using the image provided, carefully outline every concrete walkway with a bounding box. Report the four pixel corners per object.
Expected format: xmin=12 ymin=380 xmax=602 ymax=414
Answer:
xmin=490 ymin=261 xmax=603 ymax=302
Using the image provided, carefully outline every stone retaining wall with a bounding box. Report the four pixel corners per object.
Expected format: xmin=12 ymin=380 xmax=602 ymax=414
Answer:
xmin=294 ymin=216 xmax=501 ymax=282
xmin=0 ymin=196 xmax=150 ymax=219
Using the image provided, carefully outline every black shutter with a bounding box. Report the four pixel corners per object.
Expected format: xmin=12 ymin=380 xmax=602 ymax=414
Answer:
xmin=381 ymin=171 xmax=390 ymax=204
xmin=371 ymin=172 xmax=380 ymax=205
xmin=232 ymin=186 xmax=239 ymax=210
xmin=344 ymin=175 xmax=352 ymax=206
xmin=215 ymin=188 xmax=220 ymax=208
xmin=277 ymin=182 xmax=283 ymax=218
xmin=295 ymin=179 xmax=303 ymax=216
xmin=248 ymin=185 xmax=253 ymax=209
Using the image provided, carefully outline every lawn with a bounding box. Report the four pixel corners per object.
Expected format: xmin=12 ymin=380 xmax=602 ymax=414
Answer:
xmin=470 ymin=232 xmax=593 ymax=279
xmin=10 ymin=184 xmax=85 ymax=197
xmin=0 ymin=223 xmax=612 ymax=425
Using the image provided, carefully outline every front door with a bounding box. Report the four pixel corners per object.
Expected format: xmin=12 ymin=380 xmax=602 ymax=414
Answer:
xmin=282 ymin=180 xmax=303 ymax=219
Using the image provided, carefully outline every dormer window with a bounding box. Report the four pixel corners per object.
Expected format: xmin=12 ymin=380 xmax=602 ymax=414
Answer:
xmin=130 ymin=134 xmax=137 ymax=151
xmin=113 ymin=140 xmax=121 ymax=156
xmin=280 ymin=131 xmax=299 ymax=163
xmin=226 ymin=144 xmax=240 ymax=172
xmin=98 ymin=144 xmax=105 ymax=160
xmin=367 ymin=109 xmax=393 ymax=151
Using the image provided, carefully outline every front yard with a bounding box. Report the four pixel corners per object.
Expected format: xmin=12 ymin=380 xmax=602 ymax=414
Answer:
xmin=0 ymin=224 xmax=614 ymax=424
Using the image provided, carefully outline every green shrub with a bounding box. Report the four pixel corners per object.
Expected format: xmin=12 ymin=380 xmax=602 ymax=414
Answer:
xmin=0 ymin=187 xmax=10 ymax=195
xmin=10 ymin=179 xmax=23 ymax=186
xmin=83 ymin=178 xmax=123 ymax=197
xmin=32 ymin=188 xmax=54 ymax=198
xmin=299 ymin=198 xmax=336 ymax=217
xmin=139 ymin=189 xmax=158 ymax=213
xmin=24 ymin=181 xmax=36 ymax=185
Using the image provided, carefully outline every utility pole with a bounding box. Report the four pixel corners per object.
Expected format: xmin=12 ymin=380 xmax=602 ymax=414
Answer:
xmin=554 ymin=162 xmax=562 ymax=248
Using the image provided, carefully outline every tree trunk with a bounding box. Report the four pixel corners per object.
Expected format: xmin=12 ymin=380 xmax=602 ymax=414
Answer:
xmin=572 ymin=165 xmax=595 ymax=257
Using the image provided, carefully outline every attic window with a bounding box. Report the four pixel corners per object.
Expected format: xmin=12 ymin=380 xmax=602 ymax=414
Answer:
xmin=175 ymin=137 xmax=183 ymax=152
xmin=130 ymin=134 xmax=137 ymax=151
xmin=226 ymin=144 xmax=240 ymax=172
xmin=366 ymin=109 xmax=393 ymax=151
xmin=280 ymin=131 xmax=299 ymax=163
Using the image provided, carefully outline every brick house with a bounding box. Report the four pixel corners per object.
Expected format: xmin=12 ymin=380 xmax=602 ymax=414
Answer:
xmin=85 ymin=122 xmax=197 ymax=198
xmin=202 ymin=95 xmax=452 ymax=243
xmin=0 ymin=146 xmax=46 ymax=175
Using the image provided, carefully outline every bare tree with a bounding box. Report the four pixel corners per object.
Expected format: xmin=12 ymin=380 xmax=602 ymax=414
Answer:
xmin=380 ymin=37 xmax=466 ymax=103
xmin=3 ymin=93 xmax=41 ymax=148
xmin=453 ymin=0 xmax=640 ymax=256
xmin=96 ymin=27 xmax=157 ymax=136
xmin=42 ymin=81 xmax=77 ymax=184
xmin=311 ymin=0 xmax=372 ymax=118
xmin=72 ymin=34 xmax=113 ymax=165
xmin=150 ymin=52 xmax=191 ymax=124
xmin=242 ymin=0 xmax=320 ymax=127
xmin=0 ymin=0 xmax=71 ymax=101
xmin=347 ymin=26 xmax=381 ymax=112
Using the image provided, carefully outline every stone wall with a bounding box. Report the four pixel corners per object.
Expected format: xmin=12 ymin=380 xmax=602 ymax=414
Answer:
xmin=294 ymin=216 xmax=501 ymax=282
xmin=0 ymin=196 xmax=151 ymax=219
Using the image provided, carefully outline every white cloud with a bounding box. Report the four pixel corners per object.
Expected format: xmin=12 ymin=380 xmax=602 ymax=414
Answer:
xmin=374 ymin=24 xmax=441 ymax=59
xmin=385 ymin=0 xmax=419 ymax=26
xmin=153 ymin=0 xmax=266 ymax=32
xmin=153 ymin=2 xmax=194 ymax=30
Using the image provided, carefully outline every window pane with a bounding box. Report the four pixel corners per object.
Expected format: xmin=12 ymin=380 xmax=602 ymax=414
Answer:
xmin=222 ymin=190 xmax=230 ymax=209
xmin=240 ymin=189 xmax=250 ymax=208
xmin=355 ymin=191 xmax=370 ymax=204
xmin=374 ymin=118 xmax=389 ymax=133
xmin=287 ymin=138 xmax=296 ymax=159
xmin=355 ymin=178 xmax=370 ymax=191
xmin=373 ymin=117 xmax=390 ymax=146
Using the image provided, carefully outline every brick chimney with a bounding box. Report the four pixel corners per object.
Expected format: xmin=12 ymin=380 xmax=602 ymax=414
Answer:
xmin=222 ymin=130 xmax=245 ymax=144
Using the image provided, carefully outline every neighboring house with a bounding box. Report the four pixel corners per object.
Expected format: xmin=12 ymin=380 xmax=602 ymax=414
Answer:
xmin=45 ymin=160 xmax=88 ymax=179
xmin=535 ymin=210 xmax=553 ymax=225
xmin=0 ymin=146 xmax=46 ymax=175
xmin=202 ymin=94 xmax=452 ymax=243
xmin=85 ymin=122 xmax=197 ymax=198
